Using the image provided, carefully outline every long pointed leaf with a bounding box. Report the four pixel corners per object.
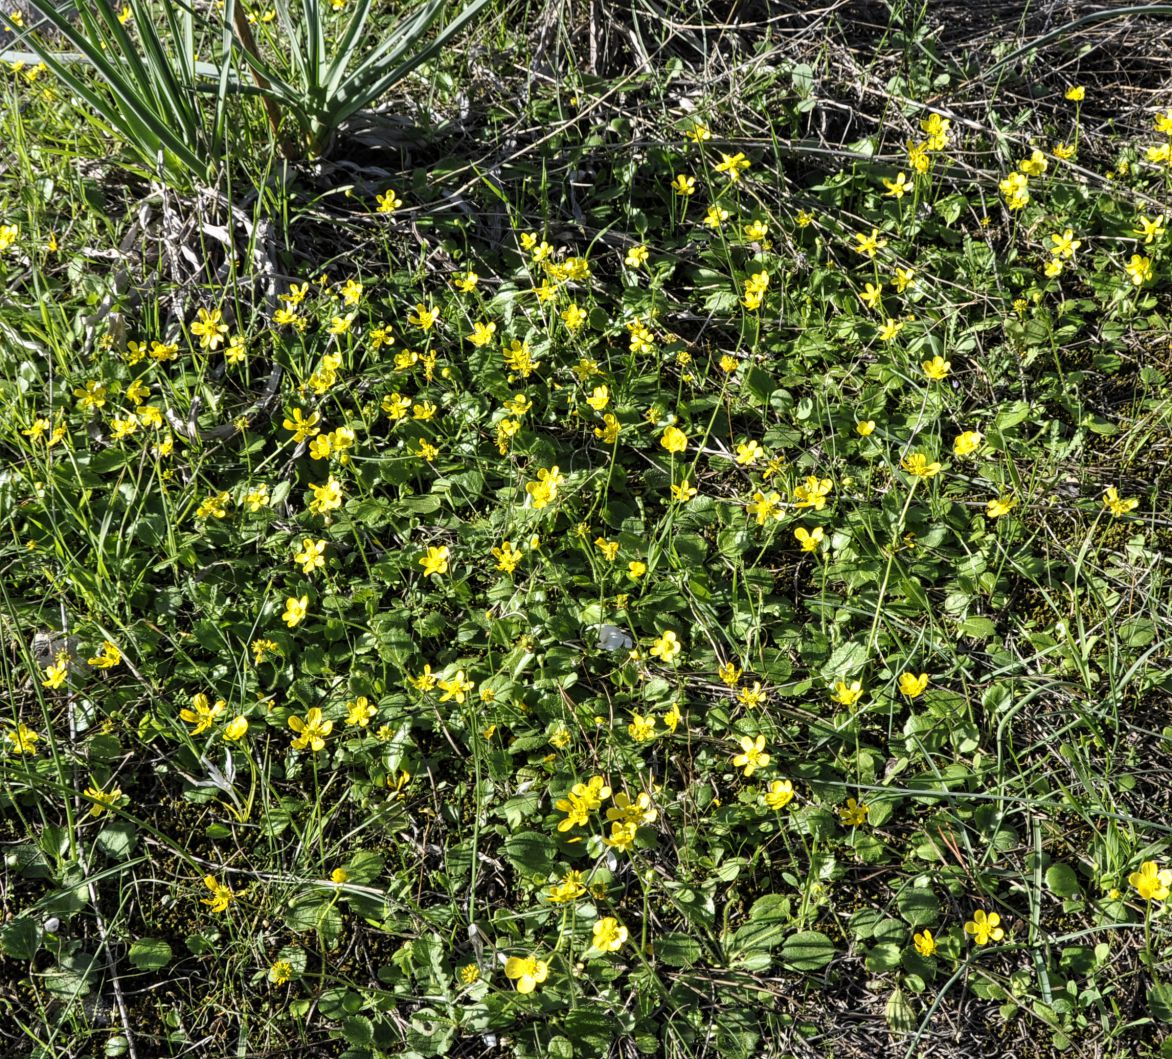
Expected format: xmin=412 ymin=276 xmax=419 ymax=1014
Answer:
xmin=327 ymin=0 xmax=490 ymax=130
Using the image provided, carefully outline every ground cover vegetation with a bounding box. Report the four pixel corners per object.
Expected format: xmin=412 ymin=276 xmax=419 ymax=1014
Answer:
xmin=1 ymin=0 xmax=1172 ymax=1056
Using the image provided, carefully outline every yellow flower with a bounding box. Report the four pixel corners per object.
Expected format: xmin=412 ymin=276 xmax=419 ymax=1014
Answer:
xmin=704 ymin=204 xmax=729 ymax=228
xmin=282 ymin=595 xmax=309 ymax=628
xmin=308 ymin=476 xmax=343 ymax=516
xmin=492 ymin=540 xmax=522 ymax=574
xmin=738 ymin=681 xmax=765 ymax=708
xmin=736 ymin=439 xmax=763 ymax=465
xmin=1065 ymin=85 xmax=1085 ymax=101
xmin=345 ymin=697 xmax=377 ymax=727
xmin=525 ymin=465 xmax=564 ymax=509
xmin=877 ymin=318 xmax=903 ymax=342
xmin=420 ymin=545 xmax=450 ymax=577
xmin=410 ymin=665 xmax=437 ymax=692
xmin=986 ymin=495 xmax=1017 ymax=518
xmin=893 ymin=266 xmax=916 ymax=293
xmin=624 ymin=245 xmax=650 ymax=268
xmin=906 ymin=140 xmax=930 ymax=174
xmin=86 ymin=640 xmax=121 ymax=669
xmin=1044 ymin=259 xmax=1063 ymax=278
xmin=921 ymin=355 xmax=951 ymax=380
xmin=660 ymin=425 xmax=688 ymax=455
xmin=671 ymin=174 xmax=696 ymax=196
xmin=920 ymin=112 xmax=951 ymax=150
xmin=408 ymin=303 xmax=438 ymax=330
xmin=859 ymin=282 xmax=883 ymax=310
xmin=964 ymin=909 xmax=1005 ymax=945
xmin=719 ymin=661 xmax=742 ymax=686
xmin=294 ymin=537 xmax=327 ymax=575
xmin=283 ymin=408 xmax=320 ymax=443
xmin=1130 ymin=860 xmax=1172 ymax=901
xmin=685 ymin=121 xmax=711 ymax=143
xmin=671 ymin=479 xmax=698 ymax=502
xmin=732 ymin=735 xmax=770 ymax=777
xmin=793 ymin=476 xmax=833 ymax=510
xmin=856 ymin=419 xmax=876 ymax=436
xmin=437 ymin=671 xmax=474 ymax=703
xmin=594 ymin=536 xmax=619 ymax=562
xmin=466 ymin=321 xmax=496 ymax=346
xmin=459 ymin=964 xmax=480 ymax=984
xmin=585 ymin=385 xmax=609 ymax=412
xmin=882 ymin=171 xmax=912 ymax=198
xmin=999 ymin=171 xmax=1029 ymax=211
xmin=376 ymin=189 xmax=403 ymax=213
xmin=953 ymin=430 xmax=983 ymax=457
xmin=270 ymin=959 xmax=294 ymax=985
xmin=1049 ymin=229 xmax=1081 ymax=259
xmin=1125 ymin=254 xmax=1153 ymax=286
xmin=743 ymin=220 xmax=769 ymax=242
xmin=898 ymin=672 xmax=929 ymax=698
xmin=853 ymin=228 xmax=888 ymax=257
xmin=223 ymin=716 xmax=249 ymax=741
xmin=662 ymin=701 xmax=681 ymax=731
xmin=561 ymin=303 xmax=587 ymax=331
xmin=795 ymin=209 xmax=814 ymax=227
xmin=1053 ymin=142 xmax=1075 ymax=160
xmin=190 ymin=307 xmax=229 ymax=350
xmin=1018 ymin=148 xmax=1048 ymax=177
xmin=5 ymin=723 xmax=39 ymax=754
xmin=839 ymin=797 xmax=869 ymax=826
xmin=650 ymin=630 xmax=682 ymax=662
xmin=41 ymin=657 xmax=68 ymax=689
xmin=831 ymin=680 xmax=863 ymax=706
xmin=901 ymin=452 xmax=942 ymax=478
xmin=83 ymin=784 xmax=123 ymax=817
xmin=592 ymin=917 xmax=628 ymax=953
xmin=503 ymin=338 xmax=540 ymax=378
xmin=744 ymin=489 xmax=784 ymax=528
xmin=628 ymin=712 xmax=657 ymax=741
xmin=201 ymin=875 xmax=235 ymax=913
xmin=505 ymin=954 xmax=549 ymax=994
xmin=713 ymin=151 xmax=751 ymax=181
xmin=913 ymin=929 xmax=937 ymax=957
xmin=794 ymin=526 xmax=824 ymax=552
xmin=547 ymin=870 xmax=586 ymax=904
xmin=1103 ymin=486 xmax=1139 ymax=516
xmin=1136 ymin=215 xmax=1167 ymax=244
xmin=763 ymin=779 xmax=795 ymax=810
xmin=181 ymin=692 xmax=225 ymax=734
xmin=604 ymin=820 xmax=638 ymax=851
xmin=288 ymin=707 xmax=333 ymax=752
xmin=453 ymin=270 xmax=479 ymax=292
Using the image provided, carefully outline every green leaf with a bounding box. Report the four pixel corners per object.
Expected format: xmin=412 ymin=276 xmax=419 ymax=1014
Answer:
xmin=780 ymin=930 xmax=835 ymax=971
xmin=730 ymin=894 xmax=790 ymax=953
xmin=502 ymin=831 xmax=557 ymax=877
xmin=653 ymin=932 xmax=702 ymax=967
xmin=865 ymin=942 xmax=902 ymax=972
xmin=341 ymin=1015 xmax=374 ymax=1046
xmin=563 ymin=1008 xmax=617 ymax=1052
xmin=128 ymin=937 xmax=172 ymax=971
xmin=96 ymin=822 xmax=137 ymax=861
xmin=1147 ymin=983 xmax=1172 ymax=1023
xmin=957 ymin=616 xmax=996 ymax=640
xmin=820 ymin=640 xmax=867 ymax=682
xmin=1045 ymin=863 xmax=1082 ymax=898
xmin=0 ymin=917 xmax=41 ymax=961
xmin=886 ymin=986 xmax=916 ymax=1033
xmin=896 ymin=885 xmax=940 ymax=927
